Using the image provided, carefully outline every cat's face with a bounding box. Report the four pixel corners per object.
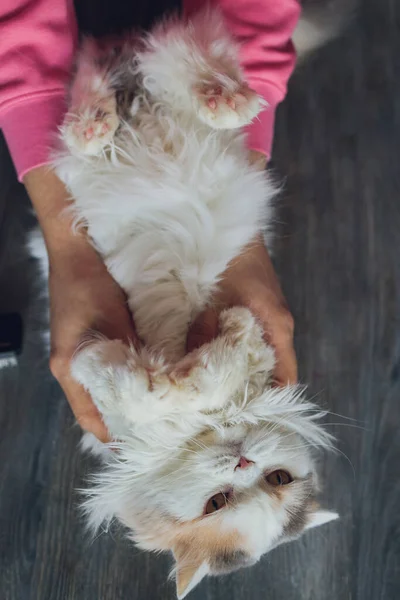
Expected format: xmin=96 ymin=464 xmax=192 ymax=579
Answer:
xmin=120 ymin=421 xmax=337 ymax=598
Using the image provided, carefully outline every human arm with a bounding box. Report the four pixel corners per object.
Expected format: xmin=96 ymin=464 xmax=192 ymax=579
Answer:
xmin=24 ymin=167 xmax=137 ymax=442
xmin=185 ymin=0 xmax=300 ymax=383
xmin=0 ymin=0 xmax=77 ymax=180
xmin=0 ymin=1 xmax=137 ymax=440
xmin=188 ymin=234 xmax=297 ymax=385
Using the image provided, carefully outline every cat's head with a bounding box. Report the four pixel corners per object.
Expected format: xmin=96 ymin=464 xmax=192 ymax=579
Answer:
xmin=82 ymin=391 xmax=337 ymax=598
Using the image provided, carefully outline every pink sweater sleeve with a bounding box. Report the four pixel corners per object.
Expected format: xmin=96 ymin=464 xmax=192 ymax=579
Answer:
xmin=185 ymin=0 xmax=301 ymax=158
xmin=0 ymin=0 xmax=77 ymax=181
xmin=0 ymin=1 xmax=298 ymax=182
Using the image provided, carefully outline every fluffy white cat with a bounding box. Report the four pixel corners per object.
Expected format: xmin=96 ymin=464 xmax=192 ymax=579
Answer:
xmin=30 ymin=8 xmax=340 ymax=598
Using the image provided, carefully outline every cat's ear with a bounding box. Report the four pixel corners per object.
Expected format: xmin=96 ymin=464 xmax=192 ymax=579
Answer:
xmin=305 ymin=509 xmax=339 ymax=530
xmin=175 ymin=560 xmax=209 ymax=599
xmin=173 ymin=542 xmax=209 ymax=598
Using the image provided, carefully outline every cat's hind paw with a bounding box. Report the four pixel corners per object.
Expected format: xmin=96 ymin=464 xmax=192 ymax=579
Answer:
xmin=195 ymin=82 xmax=263 ymax=130
xmin=63 ymin=102 xmax=119 ymax=156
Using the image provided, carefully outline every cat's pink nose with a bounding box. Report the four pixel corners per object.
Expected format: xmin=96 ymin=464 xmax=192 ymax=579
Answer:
xmin=235 ymin=457 xmax=254 ymax=470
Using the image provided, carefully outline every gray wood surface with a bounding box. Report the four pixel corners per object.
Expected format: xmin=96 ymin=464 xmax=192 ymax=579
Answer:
xmin=1 ymin=0 xmax=399 ymax=598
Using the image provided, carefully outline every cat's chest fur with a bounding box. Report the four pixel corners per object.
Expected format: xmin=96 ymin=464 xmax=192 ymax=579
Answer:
xmin=53 ymin=16 xmax=276 ymax=359
xmin=58 ymin=98 xmax=273 ymax=358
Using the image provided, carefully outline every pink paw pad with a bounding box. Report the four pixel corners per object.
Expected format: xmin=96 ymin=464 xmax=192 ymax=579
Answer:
xmin=66 ymin=106 xmax=120 ymax=155
xmin=197 ymin=80 xmax=260 ymax=129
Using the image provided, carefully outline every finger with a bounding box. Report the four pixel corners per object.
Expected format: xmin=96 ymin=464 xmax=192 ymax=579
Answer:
xmin=61 ymin=375 xmax=111 ymax=443
xmin=100 ymin=310 xmax=138 ymax=345
xmin=271 ymin=340 xmax=298 ymax=386
xmin=252 ymin=303 xmax=297 ymax=386
xmin=187 ymin=307 xmax=219 ymax=352
xmin=119 ymin=315 xmax=140 ymax=349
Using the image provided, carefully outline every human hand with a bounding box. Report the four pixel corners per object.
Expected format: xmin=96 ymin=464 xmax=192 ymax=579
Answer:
xmin=25 ymin=167 xmax=137 ymax=442
xmin=187 ymin=236 xmax=297 ymax=385
xmin=47 ymin=235 xmax=137 ymax=442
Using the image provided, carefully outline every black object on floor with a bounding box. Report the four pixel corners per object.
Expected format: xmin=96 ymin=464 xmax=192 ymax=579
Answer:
xmin=0 ymin=313 xmax=23 ymax=361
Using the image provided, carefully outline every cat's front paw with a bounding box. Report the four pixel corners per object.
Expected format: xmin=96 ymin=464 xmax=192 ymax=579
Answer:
xmin=63 ymin=103 xmax=119 ymax=156
xmin=71 ymin=339 xmax=132 ymax=408
xmin=71 ymin=340 xmax=178 ymax=426
xmin=218 ymin=307 xmax=275 ymax=376
xmin=195 ymin=82 xmax=263 ymax=129
xmin=218 ymin=307 xmax=259 ymax=343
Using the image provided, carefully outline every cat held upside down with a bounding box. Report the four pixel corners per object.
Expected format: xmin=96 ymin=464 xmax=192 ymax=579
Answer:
xmin=31 ymin=7 xmax=339 ymax=598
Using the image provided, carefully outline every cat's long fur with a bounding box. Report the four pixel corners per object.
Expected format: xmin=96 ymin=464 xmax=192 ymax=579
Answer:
xmin=29 ymin=7 xmax=341 ymax=598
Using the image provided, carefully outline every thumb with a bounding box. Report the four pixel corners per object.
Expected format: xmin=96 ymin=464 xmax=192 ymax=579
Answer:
xmin=187 ymin=307 xmax=219 ymax=352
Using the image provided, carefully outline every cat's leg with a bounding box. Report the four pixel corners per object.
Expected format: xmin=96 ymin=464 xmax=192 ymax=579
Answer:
xmin=71 ymin=310 xmax=274 ymax=435
xmin=71 ymin=340 xmax=176 ymax=432
xmin=71 ymin=327 xmax=250 ymax=434
xmin=61 ymin=41 xmax=120 ymax=156
xmin=193 ymin=82 xmax=263 ymax=130
xmin=71 ymin=338 xmax=208 ymax=434
xmin=217 ymin=308 xmax=275 ymax=378
xmin=169 ymin=308 xmax=275 ymax=412
xmin=137 ymin=10 xmax=262 ymax=130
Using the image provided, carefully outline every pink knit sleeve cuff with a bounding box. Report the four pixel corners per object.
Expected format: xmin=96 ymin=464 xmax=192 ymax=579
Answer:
xmin=245 ymin=102 xmax=277 ymax=159
xmin=1 ymin=91 xmax=67 ymax=182
xmin=245 ymin=80 xmax=283 ymax=159
xmin=1 ymin=80 xmax=280 ymax=180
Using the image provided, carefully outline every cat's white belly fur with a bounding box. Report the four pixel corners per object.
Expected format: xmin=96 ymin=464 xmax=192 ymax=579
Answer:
xmin=56 ymin=110 xmax=273 ymax=359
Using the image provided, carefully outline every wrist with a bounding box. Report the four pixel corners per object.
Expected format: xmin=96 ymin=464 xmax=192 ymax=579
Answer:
xmin=230 ymin=234 xmax=267 ymax=272
xmin=248 ymin=150 xmax=268 ymax=170
xmin=24 ymin=165 xmax=89 ymax=255
xmin=40 ymin=212 xmax=92 ymax=267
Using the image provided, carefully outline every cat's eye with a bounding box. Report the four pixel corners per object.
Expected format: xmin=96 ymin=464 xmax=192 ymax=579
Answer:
xmin=205 ymin=492 xmax=229 ymax=514
xmin=265 ymin=469 xmax=293 ymax=486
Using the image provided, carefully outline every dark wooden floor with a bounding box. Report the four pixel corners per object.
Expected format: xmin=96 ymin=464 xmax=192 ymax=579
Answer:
xmin=1 ymin=0 xmax=400 ymax=598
